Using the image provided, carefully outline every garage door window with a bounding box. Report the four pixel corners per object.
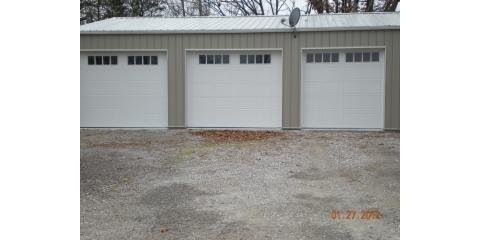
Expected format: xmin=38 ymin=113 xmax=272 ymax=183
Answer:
xmin=354 ymin=52 xmax=362 ymax=62
xmin=103 ymin=56 xmax=110 ymax=65
xmin=372 ymin=52 xmax=380 ymax=62
xmin=306 ymin=53 xmax=314 ymax=63
xmin=127 ymin=56 xmax=158 ymax=65
xmin=363 ymin=52 xmax=371 ymax=62
xmin=128 ymin=56 xmax=134 ymax=65
xmin=199 ymin=55 xmax=206 ymax=64
xmin=346 ymin=53 xmax=353 ymax=62
xmin=346 ymin=52 xmax=380 ymax=63
xmin=322 ymin=53 xmax=331 ymax=62
xmin=240 ymin=54 xmax=271 ymax=64
xmin=255 ymin=55 xmax=263 ymax=64
xmin=207 ymin=55 xmax=214 ymax=64
xmin=88 ymin=56 xmax=118 ymax=65
xmin=135 ymin=56 xmax=143 ymax=65
xmin=95 ymin=56 xmax=103 ymax=65
xmin=331 ymin=53 xmax=339 ymax=62
xmin=200 ymin=54 xmax=229 ymax=64
xmin=240 ymin=55 xmax=247 ymax=64
xmin=307 ymin=52 xmax=339 ymax=63
xmin=263 ymin=54 xmax=271 ymax=64
xmin=215 ymin=55 xmax=222 ymax=64
xmin=150 ymin=56 xmax=158 ymax=65
xmin=143 ymin=56 xmax=150 ymax=65
xmin=248 ymin=55 xmax=255 ymax=64
xmin=151 ymin=56 xmax=158 ymax=65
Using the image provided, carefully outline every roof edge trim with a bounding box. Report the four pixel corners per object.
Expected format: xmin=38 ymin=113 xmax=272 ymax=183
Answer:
xmin=80 ymin=26 xmax=400 ymax=35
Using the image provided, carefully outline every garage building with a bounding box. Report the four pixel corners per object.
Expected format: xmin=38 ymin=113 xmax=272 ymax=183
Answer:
xmin=80 ymin=13 xmax=400 ymax=130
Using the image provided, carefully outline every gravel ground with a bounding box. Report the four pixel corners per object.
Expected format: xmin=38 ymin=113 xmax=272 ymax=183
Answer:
xmin=81 ymin=129 xmax=399 ymax=240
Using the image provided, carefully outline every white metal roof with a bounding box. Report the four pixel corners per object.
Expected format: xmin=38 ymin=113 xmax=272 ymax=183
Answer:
xmin=80 ymin=13 xmax=399 ymax=34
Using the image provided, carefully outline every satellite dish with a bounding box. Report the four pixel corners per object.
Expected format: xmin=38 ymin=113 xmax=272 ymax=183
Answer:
xmin=288 ymin=8 xmax=301 ymax=27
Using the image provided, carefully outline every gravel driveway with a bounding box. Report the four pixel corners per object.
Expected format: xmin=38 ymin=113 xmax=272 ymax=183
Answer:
xmin=81 ymin=129 xmax=399 ymax=240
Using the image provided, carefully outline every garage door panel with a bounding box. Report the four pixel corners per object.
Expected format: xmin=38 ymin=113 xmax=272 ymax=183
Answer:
xmin=80 ymin=72 xmax=115 ymax=82
xmin=302 ymin=49 xmax=385 ymax=129
xmin=118 ymin=71 xmax=162 ymax=81
xmin=82 ymin=95 xmax=165 ymax=112
xmin=215 ymin=83 xmax=235 ymax=97
xmin=305 ymin=71 xmax=342 ymax=81
xmin=238 ymin=110 xmax=276 ymax=126
xmin=237 ymin=97 xmax=279 ymax=109
xmin=123 ymin=96 xmax=167 ymax=110
xmin=123 ymin=82 xmax=168 ymax=96
xmin=323 ymin=109 xmax=343 ymax=125
xmin=81 ymin=82 xmax=123 ymax=95
xmin=82 ymin=96 xmax=122 ymax=109
xmin=189 ymin=98 xmax=212 ymax=124
xmin=304 ymin=82 xmax=339 ymax=94
xmin=187 ymin=51 xmax=282 ymax=128
xmin=81 ymin=111 xmax=164 ymax=127
xmin=343 ymin=81 xmax=382 ymax=94
xmin=215 ymin=97 xmax=234 ymax=110
xmin=343 ymin=112 xmax=381 ymax=128
xmin=235 ymin=83 xmax=279 ymax=97
xmin=81 ymin=52 xmax=168 ymax=127
xmin=343 ymin=94 xmax=382 ymax=109
xmin=189 ymin=82 xmax=215 ymax=97
xmin=81 ymin=110 xmax=123 ymax=126
xmin=81 ymin=82 xmax=166 ymax=96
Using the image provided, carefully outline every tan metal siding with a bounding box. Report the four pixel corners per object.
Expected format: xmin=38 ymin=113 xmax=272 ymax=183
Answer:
xmin=384 ymin=31 xmax=392 ymax=128
xmin=80 ymin=29 xmax=400 ymax=129
xmin=390 ymin=30 xmax=400 ymax=129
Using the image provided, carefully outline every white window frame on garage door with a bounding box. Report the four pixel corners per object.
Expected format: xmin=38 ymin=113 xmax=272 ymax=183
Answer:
xmin=80 ymin=48 xmax=169 ymax=128
xmin=300 ymin=46 xmax=387 ymax=130
xmin=184 ymin=48 xmax=284 ymax=128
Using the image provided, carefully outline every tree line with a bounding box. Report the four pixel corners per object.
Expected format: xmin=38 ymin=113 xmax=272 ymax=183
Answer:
xmin=80 ymin=0 xmax=399 ymax=24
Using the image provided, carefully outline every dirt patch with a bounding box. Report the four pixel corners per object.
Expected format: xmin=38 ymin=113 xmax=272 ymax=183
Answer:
xmin=191 ymin=130 xmax=284 ymax=142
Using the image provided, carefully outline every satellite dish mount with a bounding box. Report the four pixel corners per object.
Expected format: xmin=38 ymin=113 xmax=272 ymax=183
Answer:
xmin=281 ymin=8 xmax=301 ymax=38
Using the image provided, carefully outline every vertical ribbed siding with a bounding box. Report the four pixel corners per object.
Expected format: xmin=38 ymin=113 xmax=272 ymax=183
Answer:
xmin=80 ymin=29 xmax=400 ymax=129
xmin=390 ymin=30 xmax=400 ymax=129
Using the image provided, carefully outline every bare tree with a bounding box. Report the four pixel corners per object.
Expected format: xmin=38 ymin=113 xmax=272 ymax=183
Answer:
xmin=308 ymin=0 xmax=399 ymax=14
xmin=198 ymin=0 xmax=204 ymax=15
xmin=181 ymin=0 xmax=186 ymax=15
xmin=81 ymin=0 xmax=108 ymax=23
xmin=212 ymin=0 xmax=295 ymax=16
xmin=267 ymin=0 xmax=288 ymax=15
xmin=383 ymin=0 xmax=399 ymax=12
xmin=125 ymin=0 xmax=165 ymax=16
xmin=353 ymin=0 xmax=359 ymax=12
xmin=81 ymin=0 xmax=399 ymax=25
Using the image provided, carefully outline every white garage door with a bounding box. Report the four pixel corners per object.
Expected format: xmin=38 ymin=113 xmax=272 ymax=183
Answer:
xmin=81 ymin=51 xmax=168 ymax=127
xmin=302 ymin=49 xmax=385 ymax=129
xmin=186 ymin=51 xmax=282 ymax=128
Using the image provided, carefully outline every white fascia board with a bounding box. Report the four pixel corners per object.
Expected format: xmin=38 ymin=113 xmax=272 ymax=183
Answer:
xmin=80 ymin=26 xmax=400 ymax=35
